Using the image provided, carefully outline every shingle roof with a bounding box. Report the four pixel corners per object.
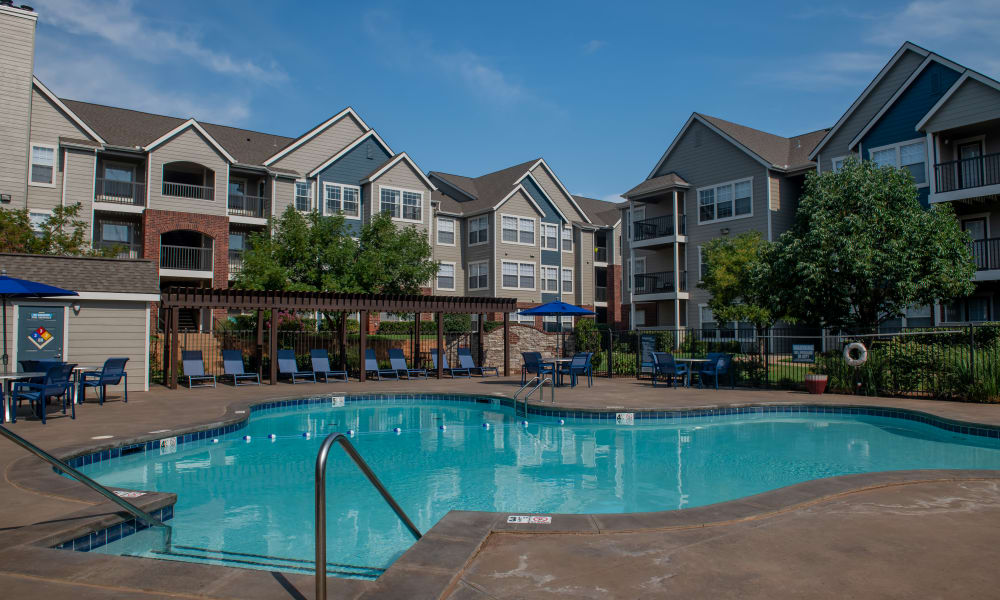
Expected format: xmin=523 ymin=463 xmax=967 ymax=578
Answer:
xmin=571 ymin=195 xmax=622 ymax=227
xmin=429 ymin=158 xmax=540 ymax=215
xmin=60 ymin=99 xmax=295 ymax=166
xmin=698 ymin=113 xmax=829 ymax=171
xmin=0 ymin=253 xmax=158 ymax=294
xmin=623 ymin=172 xmax=690 ymax=199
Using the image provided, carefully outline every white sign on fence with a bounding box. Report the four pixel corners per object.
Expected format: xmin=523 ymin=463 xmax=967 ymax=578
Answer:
xmin=332 ymin=396 xmax=345 ymax=408
xmin=159 ymin=437 xmax=177 ymax=455
xmin=507 ymin=515 xmax=552 ymax=524
xmin=616 ymin=412 xmax=635 ymax=426
xmin=792 ymin=344 xmax=816 ymax=363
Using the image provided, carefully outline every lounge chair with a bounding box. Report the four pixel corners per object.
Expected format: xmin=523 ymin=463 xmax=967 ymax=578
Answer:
xmin=651 ymin=352 xmax=688 ymax=388
xmin=430 ymin=349 xmax=469 ymax=378
xmin=520 ymin=351 xmax=553 ymax=384
xmin=277 ymin=349 xmax=316 ymax=383
xmin=558 ymin=353 xmax=593 ymax=387
xmin=698 ymin=352 xmax=734 ymax=390
xmin=13 ymin=363 xmax=77 ymax=424
xmin=365 ymin=348 xmax=398 ymax=380
xmin=78 ymin=357 xmax=129 ymax=405
xmin=388 ymin=348 xmax=426 ymax=379
xmin=311 ymin=349 xmax=349 ymax=382
xmin=457 ymin=347 xmax=498 ymax=377
xmin=222 ymin=350 xmax=260 ymax=386
xmin=181 ymin=350 xmax=216 ymax=388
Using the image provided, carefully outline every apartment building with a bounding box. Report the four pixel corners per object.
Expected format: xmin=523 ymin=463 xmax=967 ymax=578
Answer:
xmin=428 ymin=161 xmax=624 ymax=328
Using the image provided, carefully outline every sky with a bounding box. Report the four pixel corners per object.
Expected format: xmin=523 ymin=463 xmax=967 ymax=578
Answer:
xmin=30 ymin=0 xmax=1000 ymax=204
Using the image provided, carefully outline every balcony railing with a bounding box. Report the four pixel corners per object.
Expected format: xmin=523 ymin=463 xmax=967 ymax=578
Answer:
xmin=228 ymin=194 xmax=269 ymax=218
xmin=162 ymin=181 xmax=214 ymax=200
xmin=595 ymin=286 xmax=607 ymax=302
xmin=633 ymin=214 xmax=686 ymax=241
xmin=229 ymin=249 xmax=244 ymax=279
xmin=935 ymin=152 xmax=1000 ymax=193
xmin=595 ymin=246 xmax=608 ymax=263
xmin=634 ymin=270 xmax=687 ymax=295
xmin=93 ymin=240 xmax=141 ymax=259
xmin=160 ymin=245 xmax=213 ymax=271
xmin=971 ymin=238 xmax=1000 ymax=271
xmin=95 ymin=179 xmax=145 ymax=206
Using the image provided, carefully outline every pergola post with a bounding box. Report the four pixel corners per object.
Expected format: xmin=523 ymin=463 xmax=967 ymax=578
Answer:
xmin=477 ymin=312 xmax=485 ymax=366
xmin=436 ymin=312 xmax=444 ymax=379
xmin=162 ymin=307 xmax=171 ymax=387
xmin=268 ymin=307 xmax=278 ymax=385
xmin=413 ymin=312 xmax=421 ymax=369
xmin=359 ymin=310 xmax=368 ymax=382
xmin=255 ymin=309 xmax=264 ymax=378
xmin=169 ymin=306 xmax=180 ymax=389
xmin=503 ymin=311 xmax=510 ymax=377
xmin=338 ymin=312 xmax=347 ymax=372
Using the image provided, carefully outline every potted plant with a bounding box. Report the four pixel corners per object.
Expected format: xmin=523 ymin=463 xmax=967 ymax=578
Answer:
xmin=804 ymin=372 xmax=828 ymax=394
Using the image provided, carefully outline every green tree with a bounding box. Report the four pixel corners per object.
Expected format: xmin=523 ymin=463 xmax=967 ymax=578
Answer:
xmin=0 ymin=203 xmax=104 ymax=256
xmin=771 ymin=157 xmax=975 ymax=331
xmin=699 ymin=231 xmax=782 ymax=332
xmin=354 ymin=211 xmax=438 ymax=295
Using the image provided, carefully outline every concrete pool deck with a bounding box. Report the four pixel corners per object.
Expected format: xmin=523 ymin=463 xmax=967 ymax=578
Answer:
xmin=0 ymin=377 xmax=998 ymax=598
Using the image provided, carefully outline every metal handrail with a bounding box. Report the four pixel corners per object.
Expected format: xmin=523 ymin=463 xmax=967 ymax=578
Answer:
xmin=513 ymin=374 xmax=553 ymax=416
xmin=315 ymin=433 xmax=420 ymax=600
xmin=0 ymin=425 xmax=170 ymax=540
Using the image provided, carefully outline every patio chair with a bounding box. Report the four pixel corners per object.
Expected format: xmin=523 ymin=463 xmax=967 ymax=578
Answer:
xmin=365 ymin=348 xmax=398 ymax=381
xmin=457 ymin=347 xmax=498 ymax=377
xmin=430 ymin=349 xmax=469 ymax=378
xmin=19 ymin=359 xmax=62 ymax=384
xmin=698 ymin=353 xmax=735 ymax=390
xmin=78 ymin=357 xmax=129 ymax=405
xmin=221 ymin=350 xmax=260 ymax=386
xmin=181 ymin=351 xmax=216 ymax=388
xmin=311 ymin=349 xmax=349 ymax=382
xmin=651 ymin=352 xmax=688 ymax=388
xmin=558 ymin=353 xmax=593 ymax=388
xmin=14 ymin=363 xmax=77 ymax=424
xmin=277 ymin=349 xmax=316 ymax=384
xmin=520 ymin=352 xmax=553 ymax=384
xmin=388 ymin=348 xmax=426 ymax=379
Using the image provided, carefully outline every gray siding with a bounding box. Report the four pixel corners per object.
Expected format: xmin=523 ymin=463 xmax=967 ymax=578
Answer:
xmin=495 ymin=189 xmax=542 ymax=301
xmin=27 ymin=86 xmax=96 ymax=212
xmin=65 ymin=149 xmax=96 ymax=241
xmin=529 ymin=163 xmax=589 ymax=223
xmin=270 ymin=114 xmax=366 ymax=174
xmin=0 ymin=7 xmax=35 ymax=209
xmin=370 ymin=160 xmax=433 ymax=235
xmin=148 ymin=127 xmax=229 ymax=216
xmin=433 ymin=213 xmax=464 ymax=294
xmin=772 ymin=173 xmax=802 ymax=238
xmin=67 ymin=300 xmax=148 ymax=392
xmin=464 ymin=213 xmax=493 ymax=296
xmin=576 ymin=228 xmax=594 ymax=305
xmin=922 ymin=78 xmax=1000 ymax=133
xmin=272 ymin=177 xmax=297 ymax=216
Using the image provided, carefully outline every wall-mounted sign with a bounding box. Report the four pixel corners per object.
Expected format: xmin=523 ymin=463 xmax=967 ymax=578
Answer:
xmin=792 ymin=344 xmax=816 ymax=363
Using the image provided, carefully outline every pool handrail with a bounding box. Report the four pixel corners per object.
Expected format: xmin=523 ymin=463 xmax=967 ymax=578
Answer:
xmin=514 ymin=374 xmax=553 ymax=417
xmin=0 ymin=425 xmax=170 ymax=540
xmin=315 ymin=432 xmax=421 ymax=600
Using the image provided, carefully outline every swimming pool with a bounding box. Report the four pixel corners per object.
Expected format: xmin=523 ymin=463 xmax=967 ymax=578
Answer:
xmin=73 ymin=395 xmax=1000 ymax=578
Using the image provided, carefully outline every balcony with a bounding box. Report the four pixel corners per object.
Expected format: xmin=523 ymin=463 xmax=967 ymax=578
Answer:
xmin=932 ymin=152 xmax=1000 ymax=203
xmin=228 ymin=194 xmax=269 ymax=219
xmin=93 ymin=240 xmax=141 ymax=259
xmin=229 ymin=249 xmax=244 ymax=279
xmin=971 ymin=237 xmax=1000 ymax=280
xmin=160 ymin=245 xmax=213 ymax=271
xmin=632 ymin=214 xmax=686 ymax=248
xmin=595 ymin=246 xmax=608 ymax=263
xmin=95 ymin=179 xmax=145 ymax=207
xmin=595 ymin=286 xmax=607 ymax=302
xmin=634 ymin=271 xmax=688 ymax=297
xmin=163 ymin=181 xmax=214 ymax=200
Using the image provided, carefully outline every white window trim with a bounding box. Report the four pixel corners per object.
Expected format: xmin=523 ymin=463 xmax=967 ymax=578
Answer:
xmin=960 ymin=213 xmax=991 ymax=239
xmin=468 ymin=260 xmax=489 ymax=291
xmin=28 ymin=208 xmax=53 ymax=232
xmin=561 ymin=267 xmax=573 ymax=293
xmin=468 ymin=214 xmax=489 ymax=247
xmin=697 ymin=245 xmax=705 ymax=282
xmin=867 ymin=138 xmax=929 ymax=188
xmin=540 ymin=265 xmax=559 ymax=292
xmin=540 ymin=222 xmax=559 ymax=250
xmin=436 ymin=261 xmax=456 ymax=291
xmin=321 ymin=181 xmax=361 ymax=218
xmin=634 ymin=256 xmax=646 ymax=274
xmin=28 ymin=142 xmax=57 ymax=188
xmin=501 ymin=260 xmax=536 ymax=291
xmin=561 ymin=225 xmax=573 ymax=253
xmin=831 ymin=155 xmax=849 ymax=173
xmin=500 ymin=213 xmax=537 ymax=247
xmin=696 ymin=176 xmax=754 ymax=225
xmin=436 ymin=216 xmax=456 ymax=246
xmin=378 ymin=185 xmax=424 ymax=224
xmin=294 ymin=179 xmax=312 ymax=213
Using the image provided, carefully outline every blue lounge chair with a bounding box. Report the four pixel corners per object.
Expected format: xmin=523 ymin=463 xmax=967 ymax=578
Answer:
xmin=311 ymin=349 xmax=349 ymax=382
xmin=222 ymin=350 xmax=260 ymax=386
xmin=78 ymin=357 xmax=129 ymax=405
xmin=457 ymin=347 xmax=498 ymax=377
xmin=388 ymin=348 xmax=426 ymax=379
xmin=430 ymin=349 xmax=469 ymax=378
xmin=520 ymin=352 xmax=553 ymax=384
xmin=365 ymin=348 xmax=398 ymax=380
xmin=698 ymin=353 xmax=735 ymax=389
xmin=651 ymin=352 xmax=688 ymax=388
xmin=277 ymin=349 xmax=316 ymax=383
xmin=181 ymin=351 xmax=216 ymax=388
xmin=558 ymin=353 xmax=593 ymax=387
xmin=14 ymin=363 xmax=77 ymax=424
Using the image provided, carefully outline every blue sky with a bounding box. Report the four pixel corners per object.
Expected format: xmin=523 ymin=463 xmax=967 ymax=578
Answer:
xmin=32 ymin=0 xmax=1000 ymax=203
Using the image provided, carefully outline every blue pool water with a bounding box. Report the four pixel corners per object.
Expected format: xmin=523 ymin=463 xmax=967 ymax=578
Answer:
xmin=78 ymin=397 xmax=1000 ymax=577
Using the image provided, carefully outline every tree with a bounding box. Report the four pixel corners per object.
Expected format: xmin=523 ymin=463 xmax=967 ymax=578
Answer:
xmin=354 ymin=211 xmax=438 ymax=295
xmin=0 ymin=203 xmax=101 ymax=256
xmin=771 ymin=156 xmax=975 ymax=331
xmin=698 ymin=231 xmax=782 ymax=332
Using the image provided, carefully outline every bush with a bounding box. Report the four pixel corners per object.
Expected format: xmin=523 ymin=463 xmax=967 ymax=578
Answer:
xmin=574 ymin=318 xmax=602 ymax=354
xmin=377 ymin=313 xmax=473 ymax=335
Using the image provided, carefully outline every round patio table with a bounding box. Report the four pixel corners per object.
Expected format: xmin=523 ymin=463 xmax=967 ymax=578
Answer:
xmin=0 ymin=371 xmax=46 ymax=423
xmin=673 ymin=358 xmax=712 ymax=387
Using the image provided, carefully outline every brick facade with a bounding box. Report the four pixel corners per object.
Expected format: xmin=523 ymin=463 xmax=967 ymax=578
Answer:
xmin=141 ymin=209 xmax=230 ymax=287
xmin=606 ymin=264 xmax=623 ymax=328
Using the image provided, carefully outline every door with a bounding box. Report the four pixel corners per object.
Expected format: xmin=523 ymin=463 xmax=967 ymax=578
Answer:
xmin=17 ymin=304 xmax=65 ymax=365
xmin=963 ymin=218 xmax=988 ymax=269
xmin=958 ymin=141 xmax=983 ymax=189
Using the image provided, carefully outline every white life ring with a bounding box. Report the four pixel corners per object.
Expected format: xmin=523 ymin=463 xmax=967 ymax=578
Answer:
xmin=843 ymin=342 xmax=868 ymax=367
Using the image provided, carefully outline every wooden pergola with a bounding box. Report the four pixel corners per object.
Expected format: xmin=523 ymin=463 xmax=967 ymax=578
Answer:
xmin=159 ymin=288 xmax=518 ymax=388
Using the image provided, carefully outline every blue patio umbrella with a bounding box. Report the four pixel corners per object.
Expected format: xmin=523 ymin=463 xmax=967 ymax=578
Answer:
xmin=518 ymin=301 xmax=596 ymax=357
xmin=0 ymin=269 xmax=78 ymax=372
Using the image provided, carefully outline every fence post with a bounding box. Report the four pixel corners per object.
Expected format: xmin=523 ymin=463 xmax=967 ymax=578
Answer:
xmin=255 ymin=309 xmax=264 ymax=378
xmin=970 ymin=324 xmax=976 ymax=380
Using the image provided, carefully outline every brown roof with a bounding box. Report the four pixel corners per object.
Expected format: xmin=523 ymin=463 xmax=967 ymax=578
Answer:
xmin=59 ymin=136 xmax=101 ymax=149
xmin=571 ymin=195 xmax=622 ymax=227
xmin=429 ymin=158 xmax=540 ymax=215
xmin=60 ymin=99 xmax=295 ymax=166
xmin=623 ymin=172 xmax=690 ymax=199
xmin=698 ymin=113 xmax=829 ymax=170
xmin=0 ymin=253 xmax=158 ymax=295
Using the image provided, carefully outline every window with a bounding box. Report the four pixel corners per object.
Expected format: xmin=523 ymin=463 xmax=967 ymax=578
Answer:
xmin=697 ymin=178 xmax=752 ymax=224
xmin=562 ymin=226 xmax=573 ymax=252
xmin=632 ymin=204 xmax=645 ymax=222
xmin=510 ymin=311 xmax=534 ymax=325
xmin=904 ymin=305 xmax=932 ymax=328
xmin=634 ymin=310 xmax=646 ymax=326
xmin=402 ymin=191 xmax=422 ymax=221
xmin=561 ymin=268 xmax=572 ymax=293
xmin=468 ymin=262 xmax=488 ymax=290
xmin=944 ymin=298 xmax=990 ymax=323
xmin=437 ymin=217 xmax=455 ymax=245
xmin=541 ymin=266 xmax=559 ymax=292
xmin=869 ymin=140 xmax=927 ymax=186
xmin=698 ymin=246 xmax=707 ymax=281
xmin=541 ymin=223 xmax=559 ymax=250
xmin=380 ymin=187 xmax=422 ymax=221
xmin=469 ymin=215 xmax=488 ymax=245
xmin=229 ymin=178 xmax=246 ymax=197
xmin=436 ymin=263 xmax=455 ymax=290
xmin=831 ymin=156 xmax=848 ymax=173
xmin=28 ymin=211 xmax=49 ymax=233
xmin=501 ymin=215 xmax=534 ymax=245
xmin=102 ymin=223 xmax=131 ymax=243
xmin=229 ymin=233 xmax=245 ymax=251
xmin=104 ymin=161 xmax=135 ymax=183
xmin=543 ymin=315 xmax=575 ymax=332
xmin=502 ymin=261 xmax=535 ymax=290
xmin=323 ymin=183 xmax=360 ymax=217
xmin=294 ymin=181 xmax=311 ymax=212
xmin=380 ymin=187 xmax=400 ymax=218
xmin=30 ymin=144 xmax=55 ymax=186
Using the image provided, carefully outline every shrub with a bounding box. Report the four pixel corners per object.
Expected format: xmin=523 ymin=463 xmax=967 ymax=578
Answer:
xmin=574 ymin=318 xmax=602 ymax=354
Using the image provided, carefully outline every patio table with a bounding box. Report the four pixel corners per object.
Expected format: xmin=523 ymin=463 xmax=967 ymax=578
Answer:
xmin=674 ymin=358 xmax=712 ymax=387
xmin=0 ymin=371 xmax=46 ymax=423
xmin=542 ymin=358 xmax=574 ymax=386
xmin=71 ymin=366 xmax=104 ymax=404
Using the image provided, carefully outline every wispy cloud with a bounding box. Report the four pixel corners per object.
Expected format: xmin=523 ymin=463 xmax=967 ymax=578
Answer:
xmin=760 ymin=52 xmax=887 ymax=90
xmin=582 ymin=40 xmax=606 ymax=55
xmin=36 ymin=0 xmax=286 ymax=84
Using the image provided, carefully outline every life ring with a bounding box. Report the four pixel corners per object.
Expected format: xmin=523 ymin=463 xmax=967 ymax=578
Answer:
xmin=843 ymin=342 xmax=867 ymax=367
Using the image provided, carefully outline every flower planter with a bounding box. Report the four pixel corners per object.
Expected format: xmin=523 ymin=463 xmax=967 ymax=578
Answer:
xmin=804 ymin=373 xmax=828 ymax=395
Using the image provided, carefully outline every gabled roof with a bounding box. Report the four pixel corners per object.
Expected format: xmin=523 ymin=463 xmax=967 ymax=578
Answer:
xmin=32 ymin=78 xmax=106 ymax=144
xmin=360 ymin=152 xmax=437 ymax=190
xmin=262 ymin=107 xmax=369 ymax=166
xmin=808 ymin=42 xmax=931 ymax=160
xmin=525 ymin=159 xmax=591 ymax=223
xmin=145 ymin=118 xmax=238 ymax=163
xmin=916 ymin=69 xmax=1000 ymax=131
xmin=571 ymin=195 xmax=623 ymax=227
xmin=307 ymin=129 xmax=394 ymax=177
xmin=624 ymin=172 xmax=690 ymax=199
